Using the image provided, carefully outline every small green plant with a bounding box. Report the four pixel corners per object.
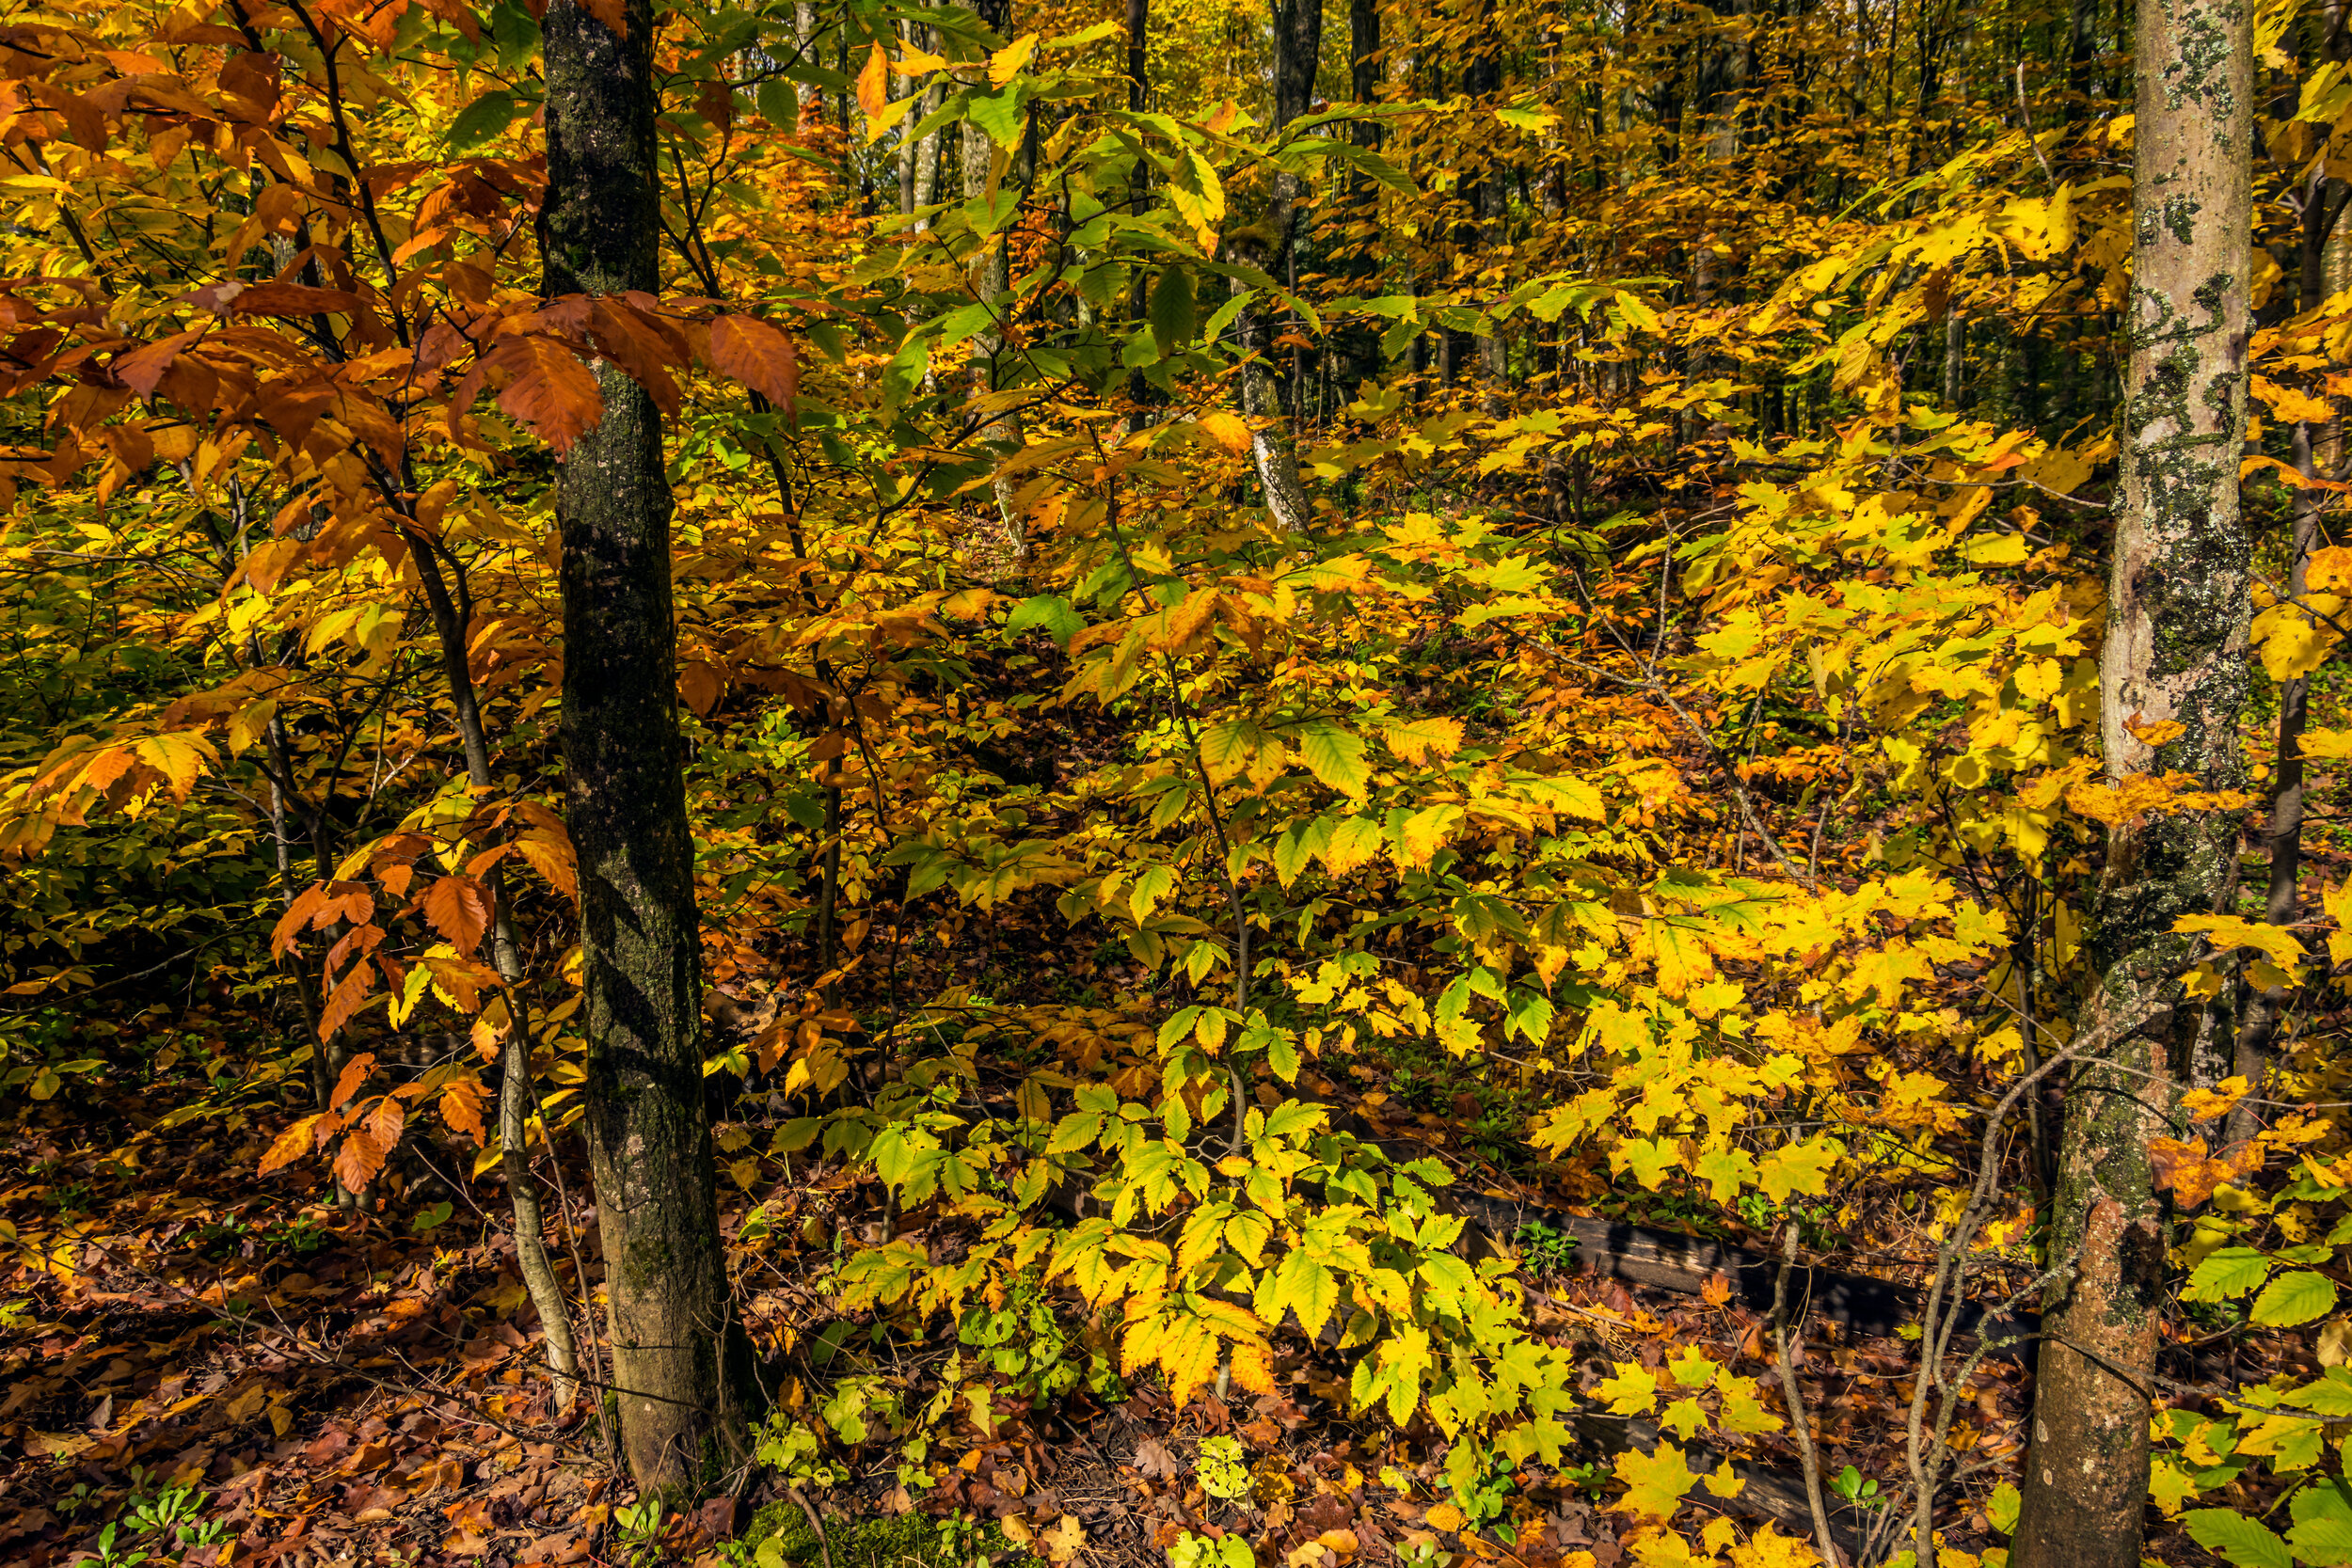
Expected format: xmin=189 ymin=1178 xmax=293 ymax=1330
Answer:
xmin=1829 ymin=1465 xmax=1884 ymax=1510
xmin=614 ymin=1499 xmax=666 ymax=1567
xmin=1450 ymin=1449 xmax=1518 ymax=1541
xmin=955 ymin=1281 xmax=1121 ymax=1407
xmin=67 ymin=1476 xmax=230 ymax=1568
xmin=1197 ymin=1436 xmax=1250 ymax=1501
xmin=1168 ymin=1530 xmax=1255 ymax=1568
xmin=754 ymin=1416 xmax=849 ymax=1490
xmin=1512 ymin=1219 xmax=1579 ymax=1275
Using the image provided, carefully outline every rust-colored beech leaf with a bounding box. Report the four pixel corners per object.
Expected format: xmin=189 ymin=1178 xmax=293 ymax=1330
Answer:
xmin=707 ymin=314 xmax=798 ymax=414
xmin=421 ymin=875 xmax=491 ymax=958
xmin=439 ymin=1077 xmax=486 ymax=1144
xmin=260 ymin=1112 xmax=337 ymax=1175
xmin=489 ymin=336 xmax=605 ymax=454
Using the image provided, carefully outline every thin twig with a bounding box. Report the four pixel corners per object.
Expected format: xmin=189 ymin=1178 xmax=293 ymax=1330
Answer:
xmin=1771 ymin=1226 xmax=1838 ymax=1565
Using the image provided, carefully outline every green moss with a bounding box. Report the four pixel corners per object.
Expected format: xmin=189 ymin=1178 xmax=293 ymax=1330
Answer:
xmin=739 ymin=1504 xmax=1044 ymax=1568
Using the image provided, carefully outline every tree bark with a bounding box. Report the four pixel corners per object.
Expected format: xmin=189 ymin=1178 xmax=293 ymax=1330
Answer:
xmin=1228 ymin=0 xmax=1321 ymax=538
xmin=961 ymin=0 xmax=1025 ymax=560
xmin=540 ymin=0 xmax=750 ymax=1493
xmin=2011 ymin=0 xmax=2254 ymax=1559
xmin=1127 ymin=0 xmax=1149 ymax=112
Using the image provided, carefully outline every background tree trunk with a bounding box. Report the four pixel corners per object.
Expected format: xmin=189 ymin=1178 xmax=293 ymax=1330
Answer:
xmin=2011 ymin=0 xmax=2254 ymax=1558
xmin=1230 ymin=0 xmax=1321 ymax=537
xmin=540 ymin=0 xmax=751 ymax=1493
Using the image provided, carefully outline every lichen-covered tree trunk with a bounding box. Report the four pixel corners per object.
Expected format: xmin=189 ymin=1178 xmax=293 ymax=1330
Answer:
xmin=540 ymin=0 xmax=750 ymax=1493
xmin=2011 ymin=0 xmax=2252 ymax=1559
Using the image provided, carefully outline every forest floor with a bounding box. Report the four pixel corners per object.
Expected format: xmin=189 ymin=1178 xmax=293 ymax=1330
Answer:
xmin=0 ymin=982 xmax=2209 ymax=1568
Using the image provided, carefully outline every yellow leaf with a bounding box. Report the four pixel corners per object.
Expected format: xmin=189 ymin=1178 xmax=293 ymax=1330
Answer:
xmin=1727 ymin=1523 xmax=1825 ymax=1566
xmin=1042 ymin=1514 xmax=1085 ymax=1565
xmin=989 ymin=35 xmax=1040 ymax=86
xmin=1423 ymin=1503 xmax=1466 ymax=1531
xmin=2174 ymin=913 xmax=2306 ymax=974
xmin=1595 ymin=1362 xmax=1660 ymax=1416
xmin=2121 ymin=715 xmax=2185 ymax=747
xmin=1196 ymin=410 xmax=1252 ymax=452
xmin=2180 ymin=1076 xmax=2251 ymax=1124
xmin=1702 ymin=1458 xmax=1745 ymax=1498
xmin=855 ymin=43 xmax=889 ymax=119
xmin=2253 ymin=599 xmax=2343 ymax=681
xmin=1612 ymin=1443 xmax=1697 ymax=1522
xmin=1756 ymin=1137 xmax=1842 ymax=1203
xmin=1385 ymin=716 xmax=1466 ymax=764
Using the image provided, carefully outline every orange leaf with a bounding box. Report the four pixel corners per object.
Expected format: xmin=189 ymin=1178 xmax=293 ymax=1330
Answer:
xmin=422 ymin=875 xmax=492 ymax=958
xmin=332 ymin=1053 xmax=380 ymax=1111
xmin=856 ymin=41 xmax=889 ymax=119
xmin=679 ymin=660 xmax=724 ymax=717
xmin=365 ymin=1095 xmax=406 ymax=1153
xmin=512 ymin=832 xmax=579 ymax=904
xmin=334 ymin=1119 xmax=393 ymax=1193
xmin=273 ymin=882 xmax=331 ymax=957
xmin=580 ymin=0 xmax=628 ymax=40
xmin=318 ymin=961 xmax=378 ymax=1043
xmin=707 ymin=315 xmax=799 ymax=413
xmin=588 ymin=296 xmax=683 ymax=419
xmin=491 ymin=337 xmax=605 ymax=454
xmin=260 ymin=1112 xmax=337 ymax=1175
xmin=439 ymin=1078 xmax=486 ymax=1144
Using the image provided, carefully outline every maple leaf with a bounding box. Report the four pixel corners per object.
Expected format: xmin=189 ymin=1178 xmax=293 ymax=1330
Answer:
xmin=1133 ymin=1435 xmax=1181 ymax=1481
xmin=1041 ymin=1514 xmax=1085 ymax=1565
xmin=1595 ymin=1362 xmax=1659 ymax=1415
xmin=1611 ymin=1442 xmax=1697 ymax=1522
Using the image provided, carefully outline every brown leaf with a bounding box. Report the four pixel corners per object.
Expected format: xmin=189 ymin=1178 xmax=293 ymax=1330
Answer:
xmin=707 ymin=314 xmax=798 ymax=413
xmin=678 ymin=660 xmax=724 ymax=717
xmin=587 ymin=296 xmax=683 ymax=418
xmin=332 ymin=1053 xmax=380 ymax=1111
xmin=334 ymin=1120 xmax=392 ymax=1192
xmin=580 ymin=0 xmax=628 ymax=39
xmin=421 ymin=874 xmax=492 ymax=958
xmin=490 ymin=336 xmax=605 ymax=454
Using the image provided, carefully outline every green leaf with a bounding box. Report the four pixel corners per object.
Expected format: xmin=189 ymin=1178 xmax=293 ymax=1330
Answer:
xmin=755 ymin=78 xmax=799 ymax=133
xmin=1273 ymin=1248 xmax=1340 ymax=1341
xmin=2183 ymin=1508 xmax=2293 ymax=1568
xmin=1006 ymin=594 xmax=1084 ymax=647
xmin=448 ymin=89 xmax=524 ymax=151
xmin=1294 ymin=720 xmax=1369 ymax=800
xmin=1986 ymin=1481 xmax=2020 ymax=1535
xmin=2185 ymin=1247 xmax=2276 ymax=1303
xmin=1149 ymin=264 xmax=1197 ymax=358
xmin=1266 ymin=1032 xmax=1300 ymax=1083
xmin=966 ymin=85 xmax=1029 ymax=149
xmin=2252 ymin=1271 xmax=2338 ymax=1328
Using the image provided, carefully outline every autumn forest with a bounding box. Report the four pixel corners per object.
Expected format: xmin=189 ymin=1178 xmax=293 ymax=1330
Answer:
xmin=0 ymin=0 xmax=2341 ymax=1563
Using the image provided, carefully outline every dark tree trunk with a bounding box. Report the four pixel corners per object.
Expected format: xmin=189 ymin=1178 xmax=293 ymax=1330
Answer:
xmin=1127 ymin=0 xmax=1149 ymax=111
xmin=539 ymin=0 xmax=752 ymax=1494
xmin=2011 ymin=0 xmax=2254 ymax=1558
